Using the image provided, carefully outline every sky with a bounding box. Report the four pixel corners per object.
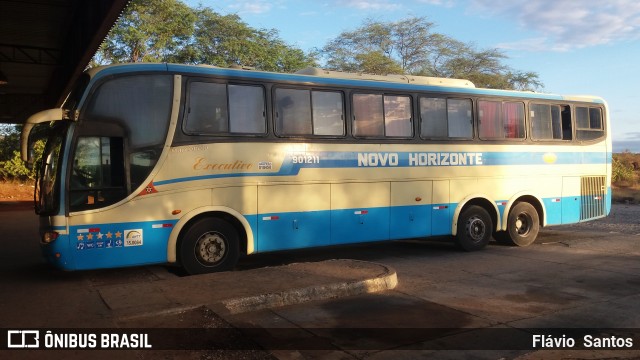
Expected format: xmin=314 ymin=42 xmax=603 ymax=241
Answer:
xmin=186 ymin=0 xmax=640 ymax=152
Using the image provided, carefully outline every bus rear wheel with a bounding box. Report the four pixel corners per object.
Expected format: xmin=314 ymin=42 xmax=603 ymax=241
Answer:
xmin=180 ymin=217 xmax=239 ymax=275
xmin=498 ymin=202 xmax=540 ymax=247
xmin=456 ymin=205 xmax=492 ymax=251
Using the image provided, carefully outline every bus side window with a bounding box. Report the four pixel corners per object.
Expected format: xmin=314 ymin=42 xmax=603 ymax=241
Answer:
xmin=420 ymin=97 xmax=473 ymax=139
xmin=576 ymin=106 xmax=604 ymax=141
xmin=531 ymin=103 xmax=565 ymax=141
xmin=353 ymin=94 xmax=384 ymax=137
xmin=275 ymin=88 xmax=312 ymax=136
xmin=353 ymin=93 xmax=412 ymax=138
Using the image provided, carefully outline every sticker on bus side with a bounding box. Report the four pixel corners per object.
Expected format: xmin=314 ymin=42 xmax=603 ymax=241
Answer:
xmin=124 ymin=229 xmax=143 ymax=247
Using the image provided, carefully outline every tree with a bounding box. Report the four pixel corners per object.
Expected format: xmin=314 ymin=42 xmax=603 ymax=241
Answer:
xmin=321 ymin=17 xmax=543 ymax=91
xmin=322 ymin=17 xmax=436 ymax=74
xmin=94 ymin=0 xmax=316 ymax=73
xmin=97 ymin=0 xmax=196 ymax=64
xmin=171 ymin=9 xmax=315 ymax=72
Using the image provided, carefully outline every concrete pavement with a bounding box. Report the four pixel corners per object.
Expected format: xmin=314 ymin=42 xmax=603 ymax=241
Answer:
xmin=2 ymin=205 xmax=640 ymax=359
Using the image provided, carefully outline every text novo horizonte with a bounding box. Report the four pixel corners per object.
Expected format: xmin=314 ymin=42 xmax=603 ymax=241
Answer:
xmin=357 ymin=152 xmax=483 ymax=167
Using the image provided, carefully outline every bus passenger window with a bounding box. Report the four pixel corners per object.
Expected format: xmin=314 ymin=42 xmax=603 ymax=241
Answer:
xmin=275 ymin=88 xmax=312 ymax=135
xmin=384 ymin=95 xmax=412 ymax=137
xmin=312 ymin=91 xmax=344 ymax=136
xmin=478 ymin=101 xmax=501 ymax=138
xmin=229 ymin=85 xmax=266 ymax=134
xmin=576 ymin=106 xmax=604 ymax=141
xmin=420 ymin=98 xmax=472 ymax=139
xmin=420 ymin=98 xmax=447 ymax=138
xmin=353 ymin=93 xmax=412 ymax=138
xmin=353 ymin=94 xmax=384 ymax=137
xmin=479 ymin=101 xmax=524 ymax=140
xmin=185 ymin=82 xmax=266 ymax=135
xmin=531 ymin=103 xmax=564 ymax=140
xmin=185 ymin=82 xmax=228 ymax=134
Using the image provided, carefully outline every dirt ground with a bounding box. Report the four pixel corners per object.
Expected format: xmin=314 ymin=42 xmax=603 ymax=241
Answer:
xmin=0 ymin=181 xmax=34 ymax=201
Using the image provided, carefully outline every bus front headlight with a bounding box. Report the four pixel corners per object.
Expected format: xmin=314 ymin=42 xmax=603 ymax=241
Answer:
xmin=42 ymin=231 xmax=59 ymax=244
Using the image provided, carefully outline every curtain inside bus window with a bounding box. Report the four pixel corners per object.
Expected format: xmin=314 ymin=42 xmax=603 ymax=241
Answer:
xmin=420 ymin=98 xmax=446 ymax=138
xmin=448 ymin=99 xmax=473 ymax=138
xmin=503 ymin=102 xmax=524 ymax=139
xmin=185 ymin=82 xmax=228 ymax=134
xmin=312 ymin=91 xmax=344 ymax=136
xmin=353 ymin=94 xmax=384 ymax=137
xmin=478 ymin=101 xmax=500 ymax=139
xmin=228 ymin=85 xmax=265 ymax=134
xmin=275 ymin=88 xmax=312 ymax=135
xmin=384 ymin=95 xmax=412 ymax=137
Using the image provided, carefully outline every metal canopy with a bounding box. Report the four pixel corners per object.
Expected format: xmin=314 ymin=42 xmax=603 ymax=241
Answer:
xmin=0 ymin=0 xmax=131 ymax=124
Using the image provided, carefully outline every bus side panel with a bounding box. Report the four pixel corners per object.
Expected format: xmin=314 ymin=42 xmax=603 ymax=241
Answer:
xmin=562 ymin=177 xmax=581 ymax=224
xmin=331 ymin=182 xmax=390 ymax=244
xmin=257 ymin=184 xmax=330 ymax=251
xmin=69 ymin=220 xmax=177 ymax=270
xmin=431 ymin=180 xmax=452 ymax=236
xmin=390 ymin=181 xmax=432 ymax=239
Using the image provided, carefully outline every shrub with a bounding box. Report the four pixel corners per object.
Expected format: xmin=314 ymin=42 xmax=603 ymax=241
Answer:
xmin=612 ymin=156 xmax=635 ymax=185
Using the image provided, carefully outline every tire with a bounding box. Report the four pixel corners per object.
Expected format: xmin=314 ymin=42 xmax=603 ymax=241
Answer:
xmin=501 ymin=202 xmax=540 ymax=247
xmin=180 ymin=217 xmax=239 ymax=275
xmin=456 ymin=205 xmax=492 ymax=251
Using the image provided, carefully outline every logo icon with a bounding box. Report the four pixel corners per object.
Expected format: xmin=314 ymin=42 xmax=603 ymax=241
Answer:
xmin=7 ymin=330 xmax=39 ymax=348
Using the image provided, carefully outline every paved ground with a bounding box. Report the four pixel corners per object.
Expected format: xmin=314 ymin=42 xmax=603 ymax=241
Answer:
xmin=1 ymin=204 xmax=640 ymax=359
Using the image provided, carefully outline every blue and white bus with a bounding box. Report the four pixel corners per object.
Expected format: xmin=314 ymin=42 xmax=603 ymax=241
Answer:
xmin=21 ymin=63 xmax=611 ymax=274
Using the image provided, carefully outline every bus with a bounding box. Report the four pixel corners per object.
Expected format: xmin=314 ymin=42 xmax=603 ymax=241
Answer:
xmin=21 ymin=63 xmax=611 ymax=274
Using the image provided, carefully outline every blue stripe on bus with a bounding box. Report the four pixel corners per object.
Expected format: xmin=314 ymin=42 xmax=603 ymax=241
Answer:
xmin=155 ymin=151 xmax=608 ymax=186
xmin=55 ymin=220 xmax=178 ymax=270
xmin=43 ymin=191 xmax=610 ymax=269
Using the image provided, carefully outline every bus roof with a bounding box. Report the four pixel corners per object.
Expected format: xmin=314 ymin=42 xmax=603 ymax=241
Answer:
xmin=85 ymin=63 xmax=605 ymax=104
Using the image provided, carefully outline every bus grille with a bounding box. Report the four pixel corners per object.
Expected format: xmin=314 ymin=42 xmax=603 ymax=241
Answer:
xmin=580 ymin=176 xmax=606 ymax=221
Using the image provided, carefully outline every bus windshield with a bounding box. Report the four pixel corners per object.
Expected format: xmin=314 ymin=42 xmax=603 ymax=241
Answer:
xmin=68 ymin=74 xmax=173 ymax=211
xmin=35 ymin=122 xmax=68 ymax=214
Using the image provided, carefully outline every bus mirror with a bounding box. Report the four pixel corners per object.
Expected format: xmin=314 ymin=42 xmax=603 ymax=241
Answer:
xmin=20 ymin=108 xmax=66 ymax=162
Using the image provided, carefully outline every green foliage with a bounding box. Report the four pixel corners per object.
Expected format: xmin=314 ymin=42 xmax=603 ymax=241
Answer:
xmin=94 ymin=0 xmax=316 ymax=72
xmin=612 ymin=154 xmax=637 ymax=185
xmin=97 ymin=0 xmax=196 ymax=63
xmin=0 ymin=124 xmax=44 ymax=181
xmin=0 ymin=124 xmax=21 ymax=162
xmin=321 ymin=17 xmax=543 ymax=91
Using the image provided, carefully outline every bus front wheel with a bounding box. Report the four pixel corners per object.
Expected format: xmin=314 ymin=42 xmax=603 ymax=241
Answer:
xmin=180 ymin=217 xmax=239 ymax=275
xmin=496 ymin=202 xmax=540 ymax=247
xmin=455 ymin=205 xmax=492 ymax=251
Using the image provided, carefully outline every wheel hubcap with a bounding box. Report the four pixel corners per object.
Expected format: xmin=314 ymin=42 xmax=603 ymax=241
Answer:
xmin=467 ymin=216 xmax=486 ymax=242
xmin=195 ymin=232 xmax=226 ymax=265
xmin=515 ymin=213 xmax=532 ymax=236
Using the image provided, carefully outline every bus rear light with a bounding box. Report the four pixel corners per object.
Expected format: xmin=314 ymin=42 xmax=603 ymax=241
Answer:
xmin=42 ymin=231 xmax=59 ymax=244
